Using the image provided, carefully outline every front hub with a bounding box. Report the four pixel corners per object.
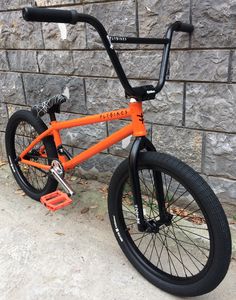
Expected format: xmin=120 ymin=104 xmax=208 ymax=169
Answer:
xmin=145 ymin=212 xmax=173 ymax=233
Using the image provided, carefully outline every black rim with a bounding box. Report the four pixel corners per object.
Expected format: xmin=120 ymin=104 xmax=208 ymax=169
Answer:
xmin=118 ymin=166 xmax=213 ymax=281
xmin=12 ymin=120 xmax=50 ymax=193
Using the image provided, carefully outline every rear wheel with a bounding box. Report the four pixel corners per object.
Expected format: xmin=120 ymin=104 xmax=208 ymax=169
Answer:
xmin=108 ymin=152 xmax=231 ymax=296
xmin=5 ymin=110 xmax=58 ymax=200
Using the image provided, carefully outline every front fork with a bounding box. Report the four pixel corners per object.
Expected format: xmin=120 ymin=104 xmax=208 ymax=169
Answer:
xmin=129 ymin=136 xmax=167 ymax=232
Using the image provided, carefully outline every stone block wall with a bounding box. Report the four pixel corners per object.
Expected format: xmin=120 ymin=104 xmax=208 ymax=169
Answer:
xmin=0 ymin=0 xmax=236 ymax=210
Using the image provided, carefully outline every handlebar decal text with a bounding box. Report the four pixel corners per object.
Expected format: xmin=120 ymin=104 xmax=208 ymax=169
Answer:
xmin=106 ymin=35 xmax=114 ymax=49
xmin=110 ymin=36 xmax=128 ymax=42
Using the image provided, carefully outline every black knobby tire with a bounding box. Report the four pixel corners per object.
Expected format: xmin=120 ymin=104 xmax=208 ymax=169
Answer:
xmin=108 ymin=152 xmax=231 ymax=297
xmin=5 ymin=110 xmax=58 ymax=201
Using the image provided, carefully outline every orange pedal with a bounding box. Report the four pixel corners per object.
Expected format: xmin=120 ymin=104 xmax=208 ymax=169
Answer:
xmin=40 ymin=190 xmax=72 ymax=211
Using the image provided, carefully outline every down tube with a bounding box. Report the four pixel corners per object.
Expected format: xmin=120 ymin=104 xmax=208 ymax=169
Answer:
xmin=63 ymin=124 xmax=133 ymax=170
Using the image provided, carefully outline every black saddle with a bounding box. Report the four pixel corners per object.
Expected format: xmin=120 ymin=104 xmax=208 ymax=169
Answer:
xmin=31 ymin=94 xmax=67 ymax=117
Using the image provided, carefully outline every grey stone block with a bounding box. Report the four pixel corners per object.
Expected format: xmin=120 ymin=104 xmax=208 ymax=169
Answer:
xmin=208 ymin=176 xmax=236 ymax=208
xmin=0 ymin=11 xmax=44 ymax=49
xmin=57 ymin=113 xmax=107 ymax=150
xmin=170 ymin=50 xmax=229 ymax=82
xmin=0 ymin=0 xmax=35 ymax=10
xmin=22 ymin=73 xmax=86 ymax=114
xmin=186 ymin=83 xmax=236 ymax=132
xmin=144 ymin=82 xmax=183 ymax=126
xmin=108 ymin=120 xmax=152 ymax=158
xmin=73 ymin=147 xmax=123 ymax=175
xmin=231 ymin=51 xmax=236 ymax=82
xmin=86 ymin=78 xmax=125 ymax=114
xmin=86 ymin=78 xmax=183 ymax=120
xmin=152 ymin=125 xmax=203 ymax=171
xmin=0 ymin=51 xmax=9 ymax=71
xmin=35 ymin=0 xmax=74 ymax=6
xmin=0 ymin=72 xmax=25 ymax=105
xmin=37 ymin=51 xmax=74 ymax=74
xmin=7 ymin=104 xmax=30 ymax=118
xmin=118 ymin=50 xmax=162 ymax=79
xmin=73 ymin=50 xmax=115 ymax=77
xmin=42 ymin=6 xmax=86 ymax=50
xmin=75 ymin=0 xmax=110 ymax=3
xmin=8 ymin=50 xmax=38 ymax=72
xmin=192 ymin=0 xmax=236 ymax=48
xmin=0 ymin=132 xmax=6 ymax=160
xmin=0 ymin=102 xmax=8 ymax=131
xmin=84 ymin=0 xmax=137 ymax=49
xmin=204 ymin=132 xmax=236 ymax=180
xmin=107 ymin=120 xmax=131 ymax=158
xmin=138 ymin=0 xmax=190 ymax=49
xmin=87 ymin=79 xmax=183 ymax=132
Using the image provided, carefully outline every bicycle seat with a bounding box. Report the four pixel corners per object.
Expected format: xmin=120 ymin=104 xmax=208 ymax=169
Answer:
xmin=31 ymin=94 xmax=67 ymax=117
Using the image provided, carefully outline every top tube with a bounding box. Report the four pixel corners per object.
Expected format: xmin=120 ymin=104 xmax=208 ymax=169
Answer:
xmin=22 ymin=7 xmax=194 ymax=101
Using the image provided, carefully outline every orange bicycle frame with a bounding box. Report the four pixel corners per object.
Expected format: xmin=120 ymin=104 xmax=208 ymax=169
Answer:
xmin=19 ymin=101 xmax=147 ymax=171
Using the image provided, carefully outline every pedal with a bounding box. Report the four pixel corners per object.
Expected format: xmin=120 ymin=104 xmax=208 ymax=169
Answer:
xmin=40 ymin=190 xmax=72 ymax=211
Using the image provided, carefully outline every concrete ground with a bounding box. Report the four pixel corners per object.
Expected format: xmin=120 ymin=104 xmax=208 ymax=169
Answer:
xmin=0 ymin=163 xmax=235 ymax=300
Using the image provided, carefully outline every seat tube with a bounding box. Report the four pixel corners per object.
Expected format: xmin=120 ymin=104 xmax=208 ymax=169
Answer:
xmin=51 ymin=121 xmax=67 ymax=163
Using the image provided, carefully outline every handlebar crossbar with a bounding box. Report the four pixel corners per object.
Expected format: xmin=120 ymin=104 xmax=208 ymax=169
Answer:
xmin=22 ymin=7 xmax=194 ymax=101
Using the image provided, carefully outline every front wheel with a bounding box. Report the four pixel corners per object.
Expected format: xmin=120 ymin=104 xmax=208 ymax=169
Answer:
xmin=108 ymin=152 xmax=231 ymax=297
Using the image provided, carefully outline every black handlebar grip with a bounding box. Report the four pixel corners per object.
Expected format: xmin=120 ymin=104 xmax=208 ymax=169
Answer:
xmin=22 ymin=7 xmax=78 ymax=24
xmin=175 ymin=21 xmax=194 ymax=33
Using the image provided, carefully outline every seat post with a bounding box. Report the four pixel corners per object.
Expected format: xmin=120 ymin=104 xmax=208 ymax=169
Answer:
xmin=49 ymin=111 xmax=56 ymax=121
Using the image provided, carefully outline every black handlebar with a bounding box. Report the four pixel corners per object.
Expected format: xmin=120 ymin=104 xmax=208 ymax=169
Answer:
xmin=173 ymin=21 xmax=194 ymax=34
xmin=22 ymin=7 xmax=194 ymax=101
xmin=23 ymin=7 xmax=78 ymax=24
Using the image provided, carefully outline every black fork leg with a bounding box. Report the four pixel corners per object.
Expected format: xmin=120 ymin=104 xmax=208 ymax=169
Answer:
xmin=129 ymin=137 xmax=166 ymax=232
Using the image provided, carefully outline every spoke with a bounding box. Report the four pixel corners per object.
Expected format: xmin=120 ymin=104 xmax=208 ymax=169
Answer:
xmin=122 ymin=204 xmax=136 ymax=217
xmin=147 ymin=175 xmax=156 ymax=220
xmin=165 ymin=227 xmax=205 ymax=271
xmin=166 ymin=189 xmax=189 ymax=210
xmin=172 ymin=223 xmax=210 ymax=258
xmin=139 ymin=171 xmax=160 ymax=220
xmin=149 ymin=234 xmax=155 ymax=262
xmin=140 ymin=171 xmax=153 ymax=220
xmin=155 ymin=233 xmax=194 ymax=276
xmin=172 ymin=208 xmax=204 ymax=225
xmin=151 ymin=233 xmax=164 ymax=271
xmin=170 ymin=199 xmax=197 ymax=223
xmin=135 ymin=232 xmax=150 ymax=247
xmin=143 ymin=234 xmax=154 ymax=256
xmin=139 ymin=172 xmax=154 ymax=197
xmin=130 ymin=232 xmax=146 ymax=235
xmin=125 ymin=221 xmax=137 ymax=227
xmin=167 ymin=182 xmax=181 ymax=205
xmin=164 ymin=227 xmax=179 ymax=276
xmin=173 ymin=223 xmax=210 ymax=241
xmin=165 ymin=175 xmax=172 ymax=204
xmin=124 ymin=217 xmax=136 ymax=221
xmin=156 ymin=233 xmax=165 ymax=269
xmin=174 ymin=224 xmax=208 ymax=230
xmin=170 ymin=223 xmax=188 ymax=277
xmin=165 ymin=230 xmax=210 ymax=251
xmin=158 ymin=226 xmax=173 ymax=275
xmin=163 ymin=173 xmax=168 ymax=201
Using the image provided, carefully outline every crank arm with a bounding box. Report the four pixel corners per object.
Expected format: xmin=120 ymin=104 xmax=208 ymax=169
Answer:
xmin=50 ymin=160 xmax=75 ymax=196
xmin=50 ymin=167 xmax=75 ymax=196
